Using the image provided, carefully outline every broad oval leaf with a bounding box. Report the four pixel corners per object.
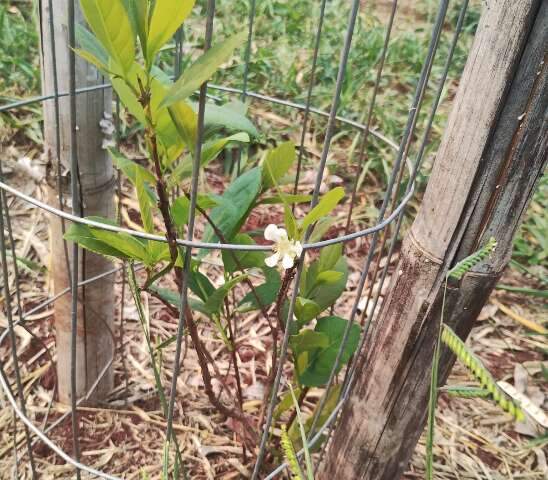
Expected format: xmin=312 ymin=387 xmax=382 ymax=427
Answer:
xmin=290 ymin=329 xmax=329 ymax=353
xmin=298 ymin=316 xmax=360 ymax=387
xmin=294 ymin=297 xmax=321 ymax=324
xmin=160 ymin=31 xmax=247 ymax=108
xmin=80 ymin=0 xmax=135 ymax=73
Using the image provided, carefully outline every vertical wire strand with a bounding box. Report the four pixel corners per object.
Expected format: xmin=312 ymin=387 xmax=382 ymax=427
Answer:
xmin=310 ymin=1 xmax=462 ymax=469
xmin=251 ymin=1 xmax=362 ymax=477
xmin=241 ymin=0 xmax=257 ymax=101
xmin=308 ymin=0 xmax=454 ymax=449
xmin=114 ymin=95 xmax=130 ymax=402
xmin=235 ymin=0 xmax=257 ymax=176
xmin=164 ymin=0 xmax=217 ymax=452
xmin=344 ymin=0 xmax=399 ymax=235
xmin=0 ymin=179 xmax=37 ymax=478
xmin=293 ymin=0 xmax=329 ymax=203
xmin=325 ymin=4 xmax=468 ymax=471
xmin=46 ymin=0 xmax=73 ymax=288
xmin=348 ymin=0 xmax=469 ymax=394
xmin=0 ymin=158 xmax=39 ymax=477
xmin=67 ymin=0 xmax=81 ymax=477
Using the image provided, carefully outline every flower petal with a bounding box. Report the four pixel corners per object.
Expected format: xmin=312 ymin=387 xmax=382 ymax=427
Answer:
xmin=264 ymin=224 xmax=281 ymax=242
xmin=282 ymin=253 xmax=295 ymax=269
xmin=265 ymin=252 xmax=280 ymax=268
xmin=293 ymin=241 xmax=303 ymax=257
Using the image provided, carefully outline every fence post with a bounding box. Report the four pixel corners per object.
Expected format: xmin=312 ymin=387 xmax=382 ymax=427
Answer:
xmin=40 ymin=1 xmax=115 ymax=403
xmin=319 ymin=0 xmax=546 ymax=478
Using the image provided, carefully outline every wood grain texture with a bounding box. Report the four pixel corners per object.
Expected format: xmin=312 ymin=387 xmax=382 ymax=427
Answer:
xmin=319 ymin=0 xmax=546 ymax=478
xmin=40 ymin=1 xmax=115 ymax=404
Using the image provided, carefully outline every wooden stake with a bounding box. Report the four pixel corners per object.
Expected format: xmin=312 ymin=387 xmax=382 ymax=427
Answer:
xmin=319 ymin=0 xmax=547 ymax=478
xmin=40 ymin=1 xmax=116 ymax=404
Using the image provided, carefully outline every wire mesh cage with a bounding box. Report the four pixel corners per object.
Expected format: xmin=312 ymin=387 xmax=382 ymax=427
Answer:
xmin=0 ymin=0 xmax=475 ymax=478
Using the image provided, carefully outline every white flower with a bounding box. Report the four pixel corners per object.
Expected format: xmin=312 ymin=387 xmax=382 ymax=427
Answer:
xmin=264 ymin=224 xmax=303 ymax=269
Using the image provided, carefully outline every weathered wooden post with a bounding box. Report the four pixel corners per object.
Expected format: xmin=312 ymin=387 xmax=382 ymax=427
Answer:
xmin=319 ymin=0 xmax=547 ymax=478
xmin=40 ymin=1 xmax=116 ymax=403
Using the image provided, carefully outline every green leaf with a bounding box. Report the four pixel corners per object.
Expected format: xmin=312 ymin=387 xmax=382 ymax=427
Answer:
xmin=294 ymin=297 xmax=322 ymax=325
xmin=135 ymin=169 xmax=154 ymax=233
xmin=315 ymin=270 xmax=343 ymax=285
xmin=79 ymin=0 xmax=135 ymax=73
xmin=203 ymin=275 xmax=247 ymax=317
xmin=290 ymin=329 xmax=329 ymax=353
xmin=237 ymin=267 xmax=281 ymax=312
xmin=123 ymin=0 xmax=149 ymax=51
xmin=91 ymin=229 xmax=151 ymax=264
xmin=76 ymin=25 xmax=109 ymax=63
xmin=75 ymin=25 xmax=110 ymax=73
xmin=148 ymin=240 xmax=171 ymax=263
xmin=259 ymin=194 xmax=312 ymax=205
xmin=202 ymin=133 xmax=250 ymax=166
xmin=204 ymin=167 xmax=262 ymax=242
xmin=221 ymin=233 xmax=265 ymax=273
xmin=199 ymin=101 xmax=259 ymax=138
xmin=301 ymin=187 xmax=345 ymax=231
xmin=298 ymin=316 xmax=360 ymax=387
xmin=172 ymin=195 xmax=220 ymax=229
xmin=170 ymin=133 xmax=249 ymax=184
xmin=188 ymin=269 xmax=215 ymax=302
xmin=74 ymin=48 xmax=110 ymax=74
xmin=110 ymin=148 xmax=155 ymax=183
xmin=110 ymin=64 xmax=146 ymax=123
xmin=168 ymin=101 xmax=198 ymax=149
xmin=318 ymin=243 xmax=342 ymax=272
xmin=171 ymin=196 xmax=190 ymax=229
xmin=64 ymin=223 xmax=130 ymax=260
xmin=147 ymin=0 xmax=195 ymax=63
xmin=262 ymin=141 xmax=296 ymax=189
xmin=284 ymin=204 xmax=299 ymax=240
xmin=306 ymin=256 xmax=348 ymax=312
xmin=161 ymin=31 xmax=247 ymax=108
xmin=309 ymin=217 xmax=337 ymax=243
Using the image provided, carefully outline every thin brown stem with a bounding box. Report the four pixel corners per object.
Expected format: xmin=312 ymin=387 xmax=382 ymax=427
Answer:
xmin=258 ymin=263 xmax=298 ymax=428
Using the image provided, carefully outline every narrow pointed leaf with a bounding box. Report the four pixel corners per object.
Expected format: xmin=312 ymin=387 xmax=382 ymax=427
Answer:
xmin=160 ymin=31 xmax=247 ymax=108
xmin=301 ymin=187 xmax=345 ymax=231
xmin=262 ymin=141 xmax=296 ymax=189
xmin=135 ymin=169 xmax=154 ymax=233
xmin=79 ymin=0 xmax=135 ymax=73
xmin=147 ymin=0 xmax=195 ymax=62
